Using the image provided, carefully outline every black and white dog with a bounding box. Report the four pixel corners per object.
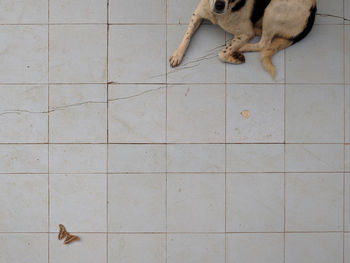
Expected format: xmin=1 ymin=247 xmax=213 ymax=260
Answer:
xmin=169 ymin=0 xmax=317 ymax=79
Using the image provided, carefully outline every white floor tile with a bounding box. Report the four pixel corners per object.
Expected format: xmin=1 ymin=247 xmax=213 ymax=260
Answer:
xmin=0 ymin=85 xmax=48 ymax=143
xmin=108 ymin=234 xmax=166 ymax=263
xmin=0 ymin=0 xmax=48 ymax=24
xmin=49 ymin=25 xmax=107 ymax=83
xmin=0 ymin=174 xmax=47 ymax=232
xmin=286 ymin=85 xmax=344 ymax=143
xmin=285 ymin=233 xmax=343 ymax=263
xmin=0 ymin=234 xmax=48 ymax=263
xmin=346 ymin=174 xmax=350 ymax=231
xmin=226 ymin=173 xmax=284 ymax=232
xmin=108 ymin=174 xmax=166 ymax=232
xmin=167 ymin=173 xmax=225 ymax=232
xmin=50 ymin=233 xmax=106 ymax=263
xmin=50 ymin=174 xmax=106 ymax=232
xmin=346 ymin=146 xmax=350 ymax=172
xmin=167 ymin=144 xmax=225 ymax=173
xmin=346 ymin=27 xmax=350 ymax=83
xmin=108 ymin=85 xmax=166 ymax=143
xmin=109 ymin=0 xmax=165 ymax=23
xmin=167 ymin=25 xmax=225 ymax=84
xmin=49 ymin=144 xmax=107 ymax=173
xmin=226 ymin=233 xmax=284 ymax=263
xmin=108 ymin=144 xmax=166 ymax=173
xmin=109 ymin=25 xmax=166 ymax=83
xmin=315 ymin=0 xmax=344 ymax=24
xmin=227 ymin=84 xmax=284 ymax=143
xmin=50 ymin=0 xmax=107 ymax=23
xmin=346 ymin=86 xmax=350 ymax=142
xmin=49 ymin=84 xmax=107 ymax=143
xmin=286 ymin=173 xmax=343 ymax=231
xmin=0 ymin=145 xmax=48 ymax=173
xmin=167 ymin=0 xmax=199 ymax=24
xmin=346 ymin=1 xmax=350 ymax=25
xmin=345 ymin=233 xmax=350 ymax=263
xmin=0 ymin=26 xmax=48 ymax=83
xmin=285 ymin=144 xmax=344 ymax=172
xmin=167 ymin=85 xmax=225 ymax=143
xmin=167 ymin=234 xmax=225 ymax=263
xmin=286 ymin=25 xmax=344 ymax=83
xmin=226 ymin=144 xmax=284 ymax=173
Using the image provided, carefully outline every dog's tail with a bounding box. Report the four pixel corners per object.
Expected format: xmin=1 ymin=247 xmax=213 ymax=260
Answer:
xmin=260 ymin=38 xmax=292 ymax=79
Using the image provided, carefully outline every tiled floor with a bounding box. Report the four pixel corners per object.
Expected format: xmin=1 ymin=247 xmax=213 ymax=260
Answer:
xmin=0 ymin=0 xmax=349 ymax=262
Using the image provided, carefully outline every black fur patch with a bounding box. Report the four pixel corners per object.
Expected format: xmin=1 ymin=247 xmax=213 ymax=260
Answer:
xmin=250 ymin=0 xmax=271 ymax=24
xmin=232 ymin=51 xmax=245 ymax=63
xmin=291 ymin=5 xmax=317 ymax=44
xmin=231 ymin=0 xmax=246 ymax=12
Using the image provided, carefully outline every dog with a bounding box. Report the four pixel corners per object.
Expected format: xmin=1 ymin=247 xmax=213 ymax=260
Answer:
xmin=169 ymin=0 xmax=317 ymax=79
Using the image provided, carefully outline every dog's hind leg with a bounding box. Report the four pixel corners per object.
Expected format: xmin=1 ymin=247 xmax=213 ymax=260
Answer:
xmin=239 ymin=29 xmax=274 ymax=52
xmin=218 ymin=33 xmax=254 ymax=64
xmin=169 ymin=8 xmax=203 ymax=67
xmin=259 ymin=37 xmax=292 ymax=79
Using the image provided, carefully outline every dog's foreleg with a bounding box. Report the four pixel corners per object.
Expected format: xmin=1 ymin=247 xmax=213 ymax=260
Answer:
xmin=218 ymin=34 xmax=253 ymax=64
xmin=169 ymin=12 xmax=203 ymax=67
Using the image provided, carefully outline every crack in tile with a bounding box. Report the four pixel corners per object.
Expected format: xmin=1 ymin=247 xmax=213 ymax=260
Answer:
xmin=109 ymin=86 xmax=165 ymax=102
xmin=0 ymin=86 xmax=166 ymax=117
xmin=301 ymin=145 xmax=331 ymax=166
xmin=316 ymin=13 xmax=350 ymax=22
xmin=151 ymin=53 xmax=218 ymax=79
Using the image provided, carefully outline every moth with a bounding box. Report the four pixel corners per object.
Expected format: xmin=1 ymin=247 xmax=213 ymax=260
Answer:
xmin=58 ymin=224 xmax=80 ymax=244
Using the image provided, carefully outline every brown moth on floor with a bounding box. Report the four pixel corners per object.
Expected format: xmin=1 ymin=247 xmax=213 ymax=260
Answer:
xmin=58 ymin=224 xmax=67 ymax=240
xmin=64 ymin=233 xmax=80 ymax=244
xmin=58 ymin=224 xmax=80 ymax=244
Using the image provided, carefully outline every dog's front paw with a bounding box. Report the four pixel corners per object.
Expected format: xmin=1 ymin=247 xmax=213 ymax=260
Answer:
xmin=169 ymin=50 xmax=184 ymax=67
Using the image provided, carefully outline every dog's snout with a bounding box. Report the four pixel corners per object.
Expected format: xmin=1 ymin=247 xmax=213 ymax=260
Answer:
xmin=214 ymin=1 xmax=226 ymax=12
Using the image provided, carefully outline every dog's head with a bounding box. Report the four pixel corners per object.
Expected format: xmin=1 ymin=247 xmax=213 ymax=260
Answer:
xmin=209 ymin=0 xmax=235 ymax=15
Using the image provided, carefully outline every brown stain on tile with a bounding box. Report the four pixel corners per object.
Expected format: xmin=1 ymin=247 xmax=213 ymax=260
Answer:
xmin=240 ymin=110 xmax=250 ymax=119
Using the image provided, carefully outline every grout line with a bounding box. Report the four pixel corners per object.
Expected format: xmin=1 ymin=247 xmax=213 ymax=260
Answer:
xmin=106 ymin=0 xmax=110 ymax=262
xmin=224 ymin=31 xmax=228 ymax=263
xmin=0 ymin=171 xmax=347 ymax=175
xmin=0 ymin=22 xmax=347 ymax=26
xmin=47 ymin=0 xmax=50 ymax=262
xmin=1 ymin=82 xmax=350 ymax=86
xmin=0 ymin=142 xmax=347 ymax=145
xmin=343 ymin=2 xmax=346 ymax=262
xmin=1 ymin=231 xmax=346 ymax=234
xmin=283 ymin=46 xmax=287 ymax=263
xmin=165 ymin=1 xmax=168 ymax=262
